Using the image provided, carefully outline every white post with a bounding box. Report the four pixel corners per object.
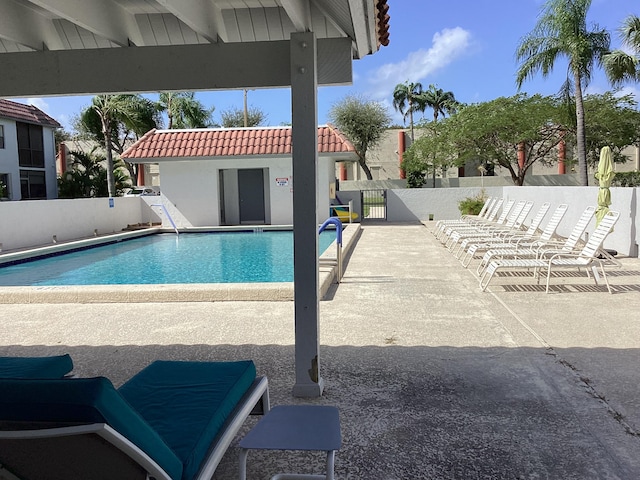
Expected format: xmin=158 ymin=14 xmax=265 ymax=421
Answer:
xmin=291 ymin=32 xmax=323 ymax=397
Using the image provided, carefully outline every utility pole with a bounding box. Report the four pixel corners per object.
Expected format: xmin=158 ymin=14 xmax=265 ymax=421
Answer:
xmin=243 ymin=89 xmax=248 ymax=127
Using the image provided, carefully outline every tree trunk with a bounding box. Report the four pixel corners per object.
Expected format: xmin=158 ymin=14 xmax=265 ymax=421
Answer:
xmin=574 ymin=71 xmax=589 ymax=186
xmin=101 ymin=120 xmax=116 ymax=197
xmin=359 ymin=157 xmax=373 ymax=180
xmin=409 ymin=108 xmax=415 ymax=141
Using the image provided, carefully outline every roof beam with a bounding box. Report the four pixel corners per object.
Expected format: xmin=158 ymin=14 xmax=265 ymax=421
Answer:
xmin=347 ymin=0 xmax=373 ymax=57
xmin=28 ymin=0 xmax=139 ymax=47
xmin=280 ymin=0 xmax=312 ymax=31
xmin=0 ymin=0 xmax=62 ymax=50
xmin=0 ymin=39 xmax=352 ymax=97
xmin=156 ymin=0 xmax=223 ymax=43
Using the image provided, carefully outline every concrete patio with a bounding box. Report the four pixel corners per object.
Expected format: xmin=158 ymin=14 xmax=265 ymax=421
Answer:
xmin=1 ymin=222 xmax=640 ymax=479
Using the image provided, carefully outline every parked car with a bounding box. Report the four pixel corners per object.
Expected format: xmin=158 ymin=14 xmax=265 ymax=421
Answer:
xmin=124 ymin=186 xmax=160 ymax=197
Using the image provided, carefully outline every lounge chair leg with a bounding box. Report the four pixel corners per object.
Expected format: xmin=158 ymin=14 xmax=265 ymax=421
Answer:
xmin=239 ymin=448 xmax=249 ymax=480
xmin=598 ymin=263 xmax=612 ymax=294
xmin=545 ymin=268 xmax=552 ymax=293
xmin=479 ymin=263 xmax=498 ymax=291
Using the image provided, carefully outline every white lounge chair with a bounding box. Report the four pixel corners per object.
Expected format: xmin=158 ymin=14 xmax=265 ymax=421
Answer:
xmin=445 ymin=200 xmax=522 ymax=249
xmin=476 ymin=205 xmax=594 ymax=276
xmin=435 ymin=198 xmax=503 ymax=241
xmin=458 ymin=202 xmax=555 ymax=267
xmin=479 ymin=210 xmax=619 ymax=293
xmin=451 ymin=200 xmax=535 ymax=257
xmin=434 ymin=196 xmax=496 ymax=233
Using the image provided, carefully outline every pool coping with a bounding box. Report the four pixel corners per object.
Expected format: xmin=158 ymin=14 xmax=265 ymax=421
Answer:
xmin=0 ymin=224 xmax=361 ymax=304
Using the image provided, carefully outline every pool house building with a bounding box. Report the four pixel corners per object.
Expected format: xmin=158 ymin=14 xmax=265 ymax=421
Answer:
xmin=121 ymin=125 xmax=359 ymax=228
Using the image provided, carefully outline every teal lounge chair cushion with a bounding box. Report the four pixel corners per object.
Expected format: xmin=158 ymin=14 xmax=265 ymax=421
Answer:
xmin=0 ymin=377 xmax=183 ymax=480
xmin=118 ymin=360 xmax=257 ymax=480
xmin=0 ymin=354 xmax=73 ymax=378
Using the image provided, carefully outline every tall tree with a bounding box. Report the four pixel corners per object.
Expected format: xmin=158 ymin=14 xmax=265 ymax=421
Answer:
xmin=328 ymin=95 xmax=391 ymax=180
xmin=515 ymin=0 xmax=611 ymax=186
xmin=158 ymin=92 xmax=214 ymax=129
xmin=219 ymin=107 xmax=266 ymax=127
xmin=582 ymin=92 xmax=640 ymax=165
xmin=402 ymin=120 xmax=455 ymax=188
xmin=446 ymin=94 xmax=565 ymax=186
xmin=392 ymin=81 xmax=424 ymax=140
xmin=78 ymin=95 xmax=157 ymax=195
xmin=420 ymin=84 xmax=458 ymax=121
xmin=604 ymin=15 xmax=640 ymax=85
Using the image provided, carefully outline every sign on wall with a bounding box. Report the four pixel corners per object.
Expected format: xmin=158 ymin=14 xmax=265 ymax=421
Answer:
xmin=276 ymin=177 xmax=289 ymax=187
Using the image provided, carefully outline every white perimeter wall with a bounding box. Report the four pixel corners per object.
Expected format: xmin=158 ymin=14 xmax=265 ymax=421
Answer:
xmin=388 ymin=186 xmax=639 ymax=257
xmin=0 ymin=197 xmax=152 ymax=251
xmin=7 ymin=184 xmax=635 ymax=257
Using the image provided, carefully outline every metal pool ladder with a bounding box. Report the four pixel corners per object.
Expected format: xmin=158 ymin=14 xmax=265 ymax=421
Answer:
xmin=151 ymin=204 xmax=179 ymax=235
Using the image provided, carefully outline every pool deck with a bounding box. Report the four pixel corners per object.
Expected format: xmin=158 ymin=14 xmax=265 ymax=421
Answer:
xmin=2 ymin=221 xmax=640 ymax=479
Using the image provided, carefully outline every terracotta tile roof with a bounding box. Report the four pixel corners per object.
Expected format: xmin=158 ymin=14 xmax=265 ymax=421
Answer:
xmin=0 ymin=99 xmax=62 ymax=128
xmin=376 ymin=0 xmax=390 ymax=48
xmin=122 ymin=125 xmax=356 ymax=161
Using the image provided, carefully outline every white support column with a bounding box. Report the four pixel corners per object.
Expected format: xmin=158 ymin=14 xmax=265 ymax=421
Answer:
xmin=290 ymin=31 xmax=323 ymax=397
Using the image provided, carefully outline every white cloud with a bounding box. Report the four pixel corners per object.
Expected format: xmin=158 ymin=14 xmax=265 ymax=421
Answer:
xmin=615 ymin=84 xmax=640 ymax=101
xmin=366 ymin=27 xmax=472 ymax=102
xmin=25 ymin=97 xmax=50 ymax=113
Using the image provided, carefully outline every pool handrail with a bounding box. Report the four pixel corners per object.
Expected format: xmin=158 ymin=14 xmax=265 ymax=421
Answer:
xmin=151 ymin=204 xmax=179 ymax=235
xmin=319 ymin=218 xmax=343 ymax=283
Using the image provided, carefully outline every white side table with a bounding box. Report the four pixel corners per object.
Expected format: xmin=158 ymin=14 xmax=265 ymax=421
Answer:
xmin=239 ymin=405 xmax=341 ymax=480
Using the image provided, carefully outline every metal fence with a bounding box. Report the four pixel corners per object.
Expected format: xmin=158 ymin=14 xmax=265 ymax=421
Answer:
xmin=361 ymin=189 xmax=386 ymax=220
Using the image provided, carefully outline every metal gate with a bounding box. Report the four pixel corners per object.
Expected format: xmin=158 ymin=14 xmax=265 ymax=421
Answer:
xmin=360 ymin=189 xmax=387 ymax=220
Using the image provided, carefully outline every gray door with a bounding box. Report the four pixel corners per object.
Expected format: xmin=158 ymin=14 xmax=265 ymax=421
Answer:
xmin=239 ymin=169 xmax=265 ymax=224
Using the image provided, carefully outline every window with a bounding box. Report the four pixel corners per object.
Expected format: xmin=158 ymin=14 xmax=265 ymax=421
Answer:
xmin=0 ymin=173 xmax=8 ymax=198
xmin=0 ymin=125 xmax=4 ymax=149
xmin=17 ymin=122 xmax=44 ymax=168
xmin=20 ymin=170 xmax=46 ymax=199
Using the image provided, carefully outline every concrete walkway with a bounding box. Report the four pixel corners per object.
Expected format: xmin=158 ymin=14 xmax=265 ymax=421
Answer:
xmin=2 ymin=222 xmax=640 ymax=479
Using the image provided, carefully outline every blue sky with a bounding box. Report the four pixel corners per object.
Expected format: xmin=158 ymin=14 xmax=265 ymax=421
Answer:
xmin=14 ymin=0 xmax=639 ymax=131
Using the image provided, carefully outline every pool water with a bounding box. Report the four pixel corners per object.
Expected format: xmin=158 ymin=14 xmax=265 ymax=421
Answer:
xmin=0 ymin=231 xmax=336 ymax=286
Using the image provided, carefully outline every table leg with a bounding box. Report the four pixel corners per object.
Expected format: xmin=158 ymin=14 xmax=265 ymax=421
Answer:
xmin=325 ymin=450 xmax=335 ymax=480
xmin=239 ymin=448 xmax=249 ymax=480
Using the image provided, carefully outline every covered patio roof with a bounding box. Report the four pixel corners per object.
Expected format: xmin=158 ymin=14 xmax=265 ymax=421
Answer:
xmin=0 ymin=0 xmax=390 ymax=398
xmin=0 ymin=0 xmax=389 ymax=96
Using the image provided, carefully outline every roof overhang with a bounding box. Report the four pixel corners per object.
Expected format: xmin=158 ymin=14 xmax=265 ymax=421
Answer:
xmin=0 ymin=0 xmax=389 ymax=98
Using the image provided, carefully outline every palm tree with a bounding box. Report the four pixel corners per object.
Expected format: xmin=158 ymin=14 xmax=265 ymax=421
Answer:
xmin=515 ymin=0 xmax=610 ymax=186
xmin=158 ymin=92 xmax=214 ymax=129
xmin=392 ymin=81 xmax=424 ymax=140
xmin=84 ymin=95 xmax=157 ymax=196
xmin=421 ymin=84 xmax=458 ymax=121
xmin=604 ymin=15 xmax=640 ymax=85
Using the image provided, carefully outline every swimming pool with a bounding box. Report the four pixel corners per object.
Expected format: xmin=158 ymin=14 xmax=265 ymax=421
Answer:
xmin=0 ymin=231 xmax=336 ymax=286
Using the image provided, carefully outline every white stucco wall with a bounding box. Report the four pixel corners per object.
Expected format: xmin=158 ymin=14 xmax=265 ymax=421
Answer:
xmin=503 ymin=186 xmax=639 ymax=257
xmin=156 ymin=157 xmax=336 ymax=228
xmin=158 ymin=160 xmax=220 ymax=227
xmin=388 ymin=187 xmax=504 ymax=223
xmin=388 ymin=186 xmax=639 ymax=257
xmin=0 ymin=120 xmax=19 ymax=200
xmin=0 ymin=197 xmax=147 ymax=251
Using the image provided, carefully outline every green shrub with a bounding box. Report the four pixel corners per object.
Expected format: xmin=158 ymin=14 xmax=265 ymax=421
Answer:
xmin=612 ymin=171 xmax=640 ymax=187
xmin=458 ymin=194 xmax=486 ymax=215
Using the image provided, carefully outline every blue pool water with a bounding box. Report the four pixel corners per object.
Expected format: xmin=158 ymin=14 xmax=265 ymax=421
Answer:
xmin=0 ymin=231 xmax=337 ymax=286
